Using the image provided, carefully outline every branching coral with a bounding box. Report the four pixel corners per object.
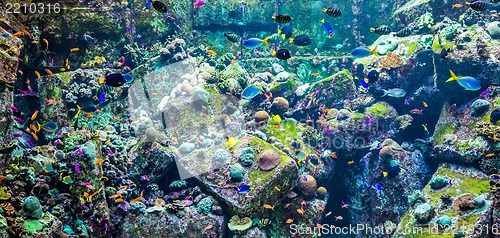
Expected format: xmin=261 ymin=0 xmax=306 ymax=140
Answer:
xmin=80 ymin=56 xmax=106 ymax=69
xmin=379 ymin=52 xmax=404 ymax=70
xmin=474 ymin=122 xmax=500 ymax=141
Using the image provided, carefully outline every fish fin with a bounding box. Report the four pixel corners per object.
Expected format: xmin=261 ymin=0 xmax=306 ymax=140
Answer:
xmin=446 ymin=70 xmax=458 ymax=82
xmin=370 ymin=45 xmax=379 ymax=57
xmin=381 ymin=89 xmax=388 ymax=97
xmin=74 ymin=105 xmax=82 ymax=119
xmin=98 ymin=77 xmax=105 ymax=85
xmin=262 ymin=36 xmax=270 ymax=46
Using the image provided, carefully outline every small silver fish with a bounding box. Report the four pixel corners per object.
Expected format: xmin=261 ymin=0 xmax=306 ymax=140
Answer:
xmin=382 ymin=88 xmax=406 ymax=98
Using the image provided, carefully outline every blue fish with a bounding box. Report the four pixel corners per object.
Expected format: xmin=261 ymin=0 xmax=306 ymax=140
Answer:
xmin=278 ymin=24 xmax=294 ymax=40
xmin=351 ymin=46 xmax=379 ymax=58
xmin=290 ymin=35 xmax=312 ymax=46
xmin=490 ymin=109 xmax=500 ymax=124
xmin=243 ymin=37 xmax=269 ymax=49
xmin=98 ymin=92 xmax=106 ymax=103
xmin=446 ymin=70 xmax=480 ymax=91
xmin=237 ymin=184 xmax=251 ymax=193
xmin=81 ymin=104 xmax=98 ymax=113
xmin=375 ymin=183 xmax=383 ymax=191
xmin=359 ymin=77 xmax=369 ymax=89
xmin=321 ymin=19 xmax=334 ymax=38
xmin=215 ymin=44 xmax=224 ymax=49
xmin=43 ymin=162 xmax=54 ymax=172
xmin=38 ymin=121 xmax=59 ymax=132
xmin=241 ymin=85 xmax=262 ymax=99
xmin=62 ymin=176 xmax=74 ymax=185
xmin=335 ymin=44 xmax=344 ymax=50
xmin=123 ymin=73 xmax=134 ymax=84
xmin=1 ymin=33 xmax=11 ymax=39
xmin=84 ymin=34 xmax=93 ymax=43
xmin=145 ymin=0 xmax=152 ymax=9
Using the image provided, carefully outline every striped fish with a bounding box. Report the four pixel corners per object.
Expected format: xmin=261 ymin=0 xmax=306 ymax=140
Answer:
xmin=395 ymin=27 xmax=412 ymax=37
xmin=466 ymin=1 xmax=486 ymax=11
xmin=224 ymin=33 xmax=239 ymax=43
xmin=272 ymin=14 xmax=292 ymax=24
xmin=323 ymin=8 xmax=342 ymax=18
xmin=370 ymin=25 xmax=391 ymax=35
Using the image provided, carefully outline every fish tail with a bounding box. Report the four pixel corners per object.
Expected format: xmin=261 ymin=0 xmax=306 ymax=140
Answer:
xmin=446 ymin=70 xmax=458 ymax=82
xmin=322 ymin=8 xmax=327 ymax=12
xmin=271 ymin=50 xmax=276 ymax=56
xmin=370 ymin=28 xmax=375 ymax=32
xmin=262 ymin=36 xmax=270 ymax=46
xmin=381 ymin=89 xmax=388 ymax=97
xmin=383 ymin=172 xmax=388 ymax=177
xmin=289 ymin=38 xmax=294 ymax=44
xmin=465 ymin=2 xmax=470 ymax=6
xmin=370 ymin=45 xmax=379 ymax=57
xmin=321 ymin=19 xmax=325 ymax=23
xmin=272 ymin=16 xmax=276 ymax=20
xmin=281 ymin=34 xmax=285 ymax=40
xmin=98 ymin=77 xmax=105 ymax=85
xmin=74 ymin=105 xmax=82 ymax=119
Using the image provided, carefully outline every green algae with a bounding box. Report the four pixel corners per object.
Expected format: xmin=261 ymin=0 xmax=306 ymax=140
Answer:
xmin=247 ymin=137 xmax=293 ymax=187
xmin=367 ymin=103 xmax=390 ymax=118
xmin=0 ymin=187 xmax=10 ymax=201
xmin=433 ymin=124 xmax=455 ymax=145
xmin=270 ymin=78 xmax=297 ymax=93
xmin=24 ymin=220 xmax=43 ymax=232
xmin=262 ymin=119 xmax=313 ymax=155
xmin=350 ymin=112 xmax=365 ymax=120
xmin=59 ymin=72 xmax=71 ymax=85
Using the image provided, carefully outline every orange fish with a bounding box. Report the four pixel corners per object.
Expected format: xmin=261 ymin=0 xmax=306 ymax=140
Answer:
xmin=112 ymin=116 xmax=121 ymax=122
xmin=318 ymin=205 xmax=325 ymax=211
xmin=325 ymin=211 xmax=332 ymax=217
xmin=284 ymin=203 xmax=292 ymax=209
xmin=70 ymin=48 xmax=80 ymax=52
xmin=114 ymin=198 xmax=124 ymax=203
xmin=65 ymin=58 xmax=69 ymax=69
xmin=301 ymin=200 xmax=307 ymax=206
xmin=105 ymin=138 xmax=111 ymax=144
xmin=30 ymin=124 xmax=38 ymax=133
xmin=130 ymin=191 xmax=145 ymax=204
xmin=109 ymin=192 xmax=123 ymax=199
xmin=297 ymin=208 xmax=304 ymax=214
xmin=13 ymin=31 xmax=24 ymax=37
xmin=263 ymin=204 xmax=275 ymax=210
xmin=21 ymin=30 xmax=30 ymax=37
xmin=335 ymin=216 xmax=343 ymax=221
xmin=347 ymin=160 xmax=355 ymax=165
xmin=0 ymin=176 xmax=6 ymax=180
xmin=45 ymin=69 xmax=54 ymax=75
xmin=31 ymin=110 xmax=39 ymax=121
xmin=330 ymin=152 xmax=337 ymax=158
xmin=286 ymin=218 xmax=293 ymax=223
xmin=207 ymin=50 xmax=217 ymax=56
xmin=204 ymin=225 xmax=213 ymax=230
xmin=35 ymin=71 xmax=41 ymax=78
xmin=31 ymin=132 xmax=39 ymax=141
xmin=423 ymin=101 xmax=428 ymax=108
xmin=42 ymin=39 xmax=49 ymax=49
xmin=485 ymin=153 xmax=495 ymax=158
xmin=230 ymin=60 xmax=238 ymax=65
xmin=311 ymin=72 xmax=320 ymax=77
xmin=85 ymin=113 xmax=95 ymax=118
xmin=85 ymin=49 xmax=89 ymax=54
xmin=452 ymin=3 xmax=463 ymax=8
xmin=94 ymin=159 xmax=104 ymax=164
xmin=317 ymin=223 xmax=323 ymax=228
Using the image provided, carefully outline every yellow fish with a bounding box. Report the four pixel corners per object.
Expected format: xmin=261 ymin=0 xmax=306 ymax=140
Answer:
xmin=227 ymin=137 xmax=237 ymax=149
xmin=35 ymin=71 xmax=41 ymax=78
xmin=263 ymin=204 xmax=275 ymax=210
xmin=70 ymin=48 xmax=80 ymax=52
xmin=42 ymin=39 xmax=48 ymax=49
xmin=274 ymin=186 xmax=281 ymax=192
xmin=270 ymin=114 xmax=281 ymax=125
xmin=206 ymin=49 xmax=217 ymax=56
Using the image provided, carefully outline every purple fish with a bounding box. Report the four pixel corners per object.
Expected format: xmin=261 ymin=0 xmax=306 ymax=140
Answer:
xmin=13 ymin=133 xmax=22 ymax=137
xmin=53 ymin=140 xmax=60 ymax=146
xmin=82 ymin=204 xmax=89 ymax=210
xmin=141 ymin=175 xmax=149 ymax=181
xmin=108 ymin=151 xmax=115 ymax=155
xmin=55 ymin=131 xmax=62 ymax=135
xmin=404 ymin=97 xmax=410 ymax=105
xmin=74 ymin=163 xmax=81 ymax=173
xmin=364 ymin=119 xmax=375 ymax=125
xmin=325 ymin=127 xmax=332 ymax=135
xmin=26 ymin=138 xmax=36 ymax=147
xmin=480 ymin=88 xmax=490 ymax=97
xmin=9 ymin=105 xmax=18 ymax=112
xmin=119 ymin=203 xmax=127 ymax=211
xmin=141 ymin=42 xmax=147 ymax=47
xmin=74 ymin=149 xmax=84 ymax=156
xmin=14 ymin=117 xmax=24 ymax=123
xmin=104 ymin=223 xmax=108 ymax=232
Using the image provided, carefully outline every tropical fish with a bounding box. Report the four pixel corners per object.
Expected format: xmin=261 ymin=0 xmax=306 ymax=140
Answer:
xmin=382 ymin=88 xmax=406 ymax=98
xmin=272 ymin=49 xmax=291 ymax=60
xmin=41 ymin=38 xmax=49 ymax=49
xmin=267 ymin=34 xmax=282 ymax=43
xmin=485 ymin=153 xmax=495 ymax=158
xmin=1 ymin=33 xmax=11 ymax=38
xmin=351 ymin=46 xmax=378 ymax=58
xmin=237 ymin=184 xmax=252 ymax=193
xmin=45 ymin=69 xmax=54 ymax=75
xmin=370 ymin=25 xmax=391 ymax=35
xmin=193 ymin=0 xmax=205 ymax=8
xmin=206 ymin=49 xmax=217 ymax=56
xmin=466 ymin=1 xmax=486 ymax=11
xmin=323 ymin=7 xmax=342 ymax=18
xmin=366 ymin=69 xmax=379 ymax=83
xmin=423 ymin=101 xmax=428 ymax=107
xmin=260 ymin=218 xmax=271 ymax=226
xmin=43 ymin=162 xmax=54 ymax=172
xmin=272 ymin=14 xmax=292 ymax=23
xmin=98 ymin=73 xmax=127 ymax=87
xmin=451 ymin=3 xmax=463 ymax=8
xmin=224 ymin=33 xmax=239 ymax=43
xmin=410 ymin=108 xmax=423 ymax=114
xmin=341 ymin=201 xmax=349 ymax=208
xmin=335 ymin=216 xmax=344 ymax=221
xmin=31 ymin=110 xmax=39 ymax=121
xmin=152 ymin=0 xmax=167 ymax=13
xmin=84 ymin=33 xmax=94 ymax=43
xmin=62 ymin=176 xmax=74 ymax=185
xmin=74 ymin=163 xmax=81 ymax=173
xmin=347 ymin=160 xmax=355 ymax=165
xmin=394 ymin=27 xmax=412 ymax=37
xmin=241 ymin=85 xmax=262 ymax=99
xmin=278 ymin=25 xmax=294 ymax=40
xmin=446 ymin=70 xmax=480 ymax=91
xmin=263 ymin=204 xmax=275 ymax=210
xmin=286 ymin=218 xmax=293 ymax=223
xmin=359 ymin=77 xmax=369 ymax=89
xmin=490 ymin=174 xmax=500 ymax=180
xmin=274 ymin=186 xmax=281 ymax=192
xmin=37 ymin=121 xmax=59 ymax=132
xmin=335 ymin=44 xmax=344 ymax=50
xmin=289 ymin=35 xmax=312 ymax=46
xmin=321 ymin=19 xmax=335 ymax=38
xmin=243 ymin=37 xmax=269 ymax=49
xmin=70 ymin=48 xmax=80 ymax=52
xmin=270 ymin=114 xmax=281 ymax=125
xmin=383 ymin=165 xmax=401 ymax=178
xmin=296 ymin=208 xmax=304 ymax=214
xmin=227 ymin=137 xmax=237 ymax=149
